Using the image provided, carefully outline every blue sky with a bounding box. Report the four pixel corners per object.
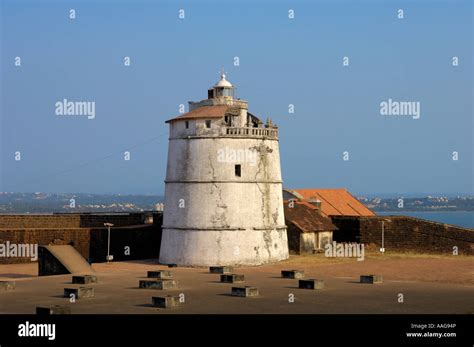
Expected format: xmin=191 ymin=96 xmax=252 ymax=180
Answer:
xmin=1 ymin=0 xmax=472 ymax=195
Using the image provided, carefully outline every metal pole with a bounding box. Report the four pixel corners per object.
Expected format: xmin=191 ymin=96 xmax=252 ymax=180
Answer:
xmin=104 ymin=222 xmax=114 ymax=263
xmin=381 ymin=221 xmax=385 ymax=254
xmin=107 ymin=225 xmax=111 ymax=263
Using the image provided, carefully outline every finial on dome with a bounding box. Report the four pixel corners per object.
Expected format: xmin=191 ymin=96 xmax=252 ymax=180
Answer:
xmin=214 ymin=67 xmax=233 ymax=88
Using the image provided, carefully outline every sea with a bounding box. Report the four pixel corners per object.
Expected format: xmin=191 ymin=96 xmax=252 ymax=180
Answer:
xmin=377 ymin=211 xmax=473 ymax=229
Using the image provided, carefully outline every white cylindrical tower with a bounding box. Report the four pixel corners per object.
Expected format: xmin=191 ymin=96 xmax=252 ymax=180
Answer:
xmin=159 ymin=71 xmax=288 ymax=266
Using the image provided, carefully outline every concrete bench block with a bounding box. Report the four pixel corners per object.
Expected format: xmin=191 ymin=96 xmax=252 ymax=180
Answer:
xmin=64 ymin=287 xmax=94 ymax=298
xmin=139 ymin=279 xmax=179 ymax=290
xmin=0 ymin=281 xmax=16 ymax=292
xmin=298 ymin=279 xmax=324 ymax=290
xmin=231 ymin=286 xmax=259 ymax=297
xmin=360 ymin=275 xmax=383 ymax=284
xmin=72 ymin=275 xmax=98 ymax=284
xmin=210 ymin=266 xmax=233 ymax=274
xmin=152 ymin=295 xmax=182 ymax=308
xmin=147 ymin=270 xmax=173 ymax=279
xmin=36 ymin=305 xmax=71 ymax=315
xmin=220 ymin=274 xmax=244 ymax=283
xmin=281 ymin=270 xmax=305 ymax=279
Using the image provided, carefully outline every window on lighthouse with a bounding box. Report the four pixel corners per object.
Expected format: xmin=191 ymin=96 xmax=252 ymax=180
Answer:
xmin=215 ymin=87 xmax=232 ymax=98
xmin=235 ymin=164 xmax=241 ymax=177
xmin=222 ymin=88 xmax=232 ymax=97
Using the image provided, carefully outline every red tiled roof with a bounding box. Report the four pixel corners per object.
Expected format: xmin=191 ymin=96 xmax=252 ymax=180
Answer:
xmin=165 ymin=105 xmax=229 ymax=123
xmin=289 ymin=188 xmax=375 ymax=217
xmin=283 ymin=200 xmax=336 ymax=232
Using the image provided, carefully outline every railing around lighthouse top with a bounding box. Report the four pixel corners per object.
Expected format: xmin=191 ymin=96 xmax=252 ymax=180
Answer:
xmin=225 ymin=127 xmax=278 ymax=139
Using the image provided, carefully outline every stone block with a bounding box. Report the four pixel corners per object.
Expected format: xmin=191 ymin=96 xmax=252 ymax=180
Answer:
xmin=152 ymin=295 xmax=182 ymax=308
xmin=36 ymin=305 xmax=71 ymax=315
xmin=360 ymin=275 xmax=383 ymax=284
xmin=139 ymin=279 xmax=179 ymax=290
xmin=210 ymin=266 xmax=233 ymax=274
xmin=147 ymin=270 xmax=173 ymax=279
xmin=231 ymin=286 xmax=259 ymax=297
xmin=298 ymin=279 xmax=324 ymax=290
xmin=64 ymin=287 xmax=94 ymax=298
xmin=220 ymin=274 xmax=244 ymax=283
xmin=72 ymin=275 xmax=98 ymax=284
xmin=281 ymin=270 xmax=304 ymax=279
xmin=0 ymin=281 xmax=15 ymax=292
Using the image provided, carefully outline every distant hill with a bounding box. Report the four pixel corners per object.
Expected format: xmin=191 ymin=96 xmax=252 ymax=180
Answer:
xmin=358 ymin=196 xmax=474 ymax=212
xmin=0 ymin=193 xmax=164 ymax=213
xmin=0 ymin=192 xmax=472 ymax=213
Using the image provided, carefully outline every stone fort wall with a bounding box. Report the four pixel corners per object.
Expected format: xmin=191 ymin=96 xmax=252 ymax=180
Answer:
xmin=0 ymin=213 xmax=146 ymax=229
xmin=331 ymin=215 xmax=474 ymax=255
xmin=0 ymin=213 xmax=162 ymax=264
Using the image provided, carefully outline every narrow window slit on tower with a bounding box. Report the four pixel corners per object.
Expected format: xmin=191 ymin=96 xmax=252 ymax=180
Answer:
xmin=235 ymin=164 xmax=241 ymax=177
xmin=205 ymin=120 xmax=211 ymax=128
xmin=185 ymin=121 xmax=189 ymax=129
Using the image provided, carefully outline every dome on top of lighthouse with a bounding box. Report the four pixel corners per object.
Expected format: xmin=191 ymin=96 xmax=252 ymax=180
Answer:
xmin=214 ymin=70 xmax=233 ymax=88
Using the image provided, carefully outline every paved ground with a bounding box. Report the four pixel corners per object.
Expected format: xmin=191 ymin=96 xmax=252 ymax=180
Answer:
xmin=0 ymin=253 xmax=472 ymax=314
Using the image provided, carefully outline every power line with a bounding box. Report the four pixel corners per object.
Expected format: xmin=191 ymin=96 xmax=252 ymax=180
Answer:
xmin=17 ymin=131 xmax=168 ymax=186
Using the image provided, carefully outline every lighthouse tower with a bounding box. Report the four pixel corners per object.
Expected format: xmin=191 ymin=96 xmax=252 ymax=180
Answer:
xmin=159 ymin=71 xmax=288 ymax=266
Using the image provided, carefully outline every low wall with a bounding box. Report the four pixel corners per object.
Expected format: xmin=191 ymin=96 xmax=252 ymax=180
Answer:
xmin=0 ymin=212 xmax=163 ymax=264
xmin=88 ymin=225 xmax=161 ymax=263
xmin=0 ymin=213 xmax=148 ymax=229
xmin=0 ymin=215 xmax=82 ymax=229
xmin=0 ymin=228 xmax=90 ymax=264
xmin=331 ymin=215 xmax=474 ymax=255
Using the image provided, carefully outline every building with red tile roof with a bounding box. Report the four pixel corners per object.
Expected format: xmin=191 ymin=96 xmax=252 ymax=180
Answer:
xmin=283 ymin=200 xmax=336 ymax=254
xmin=283 ymin=188 xmax=375 ymax=217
